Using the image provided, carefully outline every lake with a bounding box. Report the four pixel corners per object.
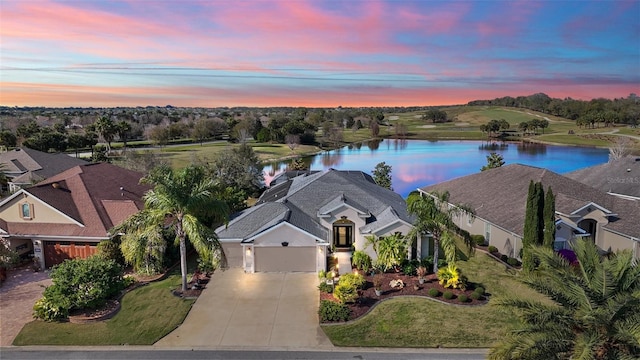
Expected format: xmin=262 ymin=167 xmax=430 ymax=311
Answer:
xmin=263 ymin=139 xmax=610 ymax=197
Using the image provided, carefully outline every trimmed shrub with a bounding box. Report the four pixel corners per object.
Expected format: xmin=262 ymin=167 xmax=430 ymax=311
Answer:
xmin=318 ymin=300 xmax=351 ymax=322
xmin=488 ymin=245 xmax=498 ymax=253
xmin=443 ymin=290 xmax=454 ymax=300
xmin=474 ymin=286 xmax=485 ymax=295
xmin=33 ymin=256 xmax=125 ymax=321
xmin=420 ymin=257 xmax=433 ymax=272
xmin=334 ymin=282 xmax=358 ymax=304
xmin=318 ymin=282 xmax=333 ymax=294
xmin=402 ymin=262 xmax=417 ymax=276
xmin=428 ymin=288 xmax=440 ymax=297
xmin=339 ymin=273 xmax=366 ymax=290
xmin=470 ymin=292 xmax=481 ymax=300
xmin=500 ymin=254 xmax=508 ymax=262
xmin=458 ymin=294 xmax=468 ymax=303
xmin=507 ymin=257 xmax=520 ymax=267
xmin=471 ymin=234 xmax=486 ymax=246
xmin=351 ymin=251 xmax=372 ymax=272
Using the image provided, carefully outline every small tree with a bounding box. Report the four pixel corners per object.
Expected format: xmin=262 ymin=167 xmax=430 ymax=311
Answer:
xmin=480 ymin=153 xmax=505 ymax=171
xmin=285 ymin=134 xmax=300 ymax=153
xmin=543 ymin=187 xmax=556 ymax=249
xmin=522 ymin=181 xmax=545 ymax=271
xmin=372 ymin=161 xmax=393 ymax=190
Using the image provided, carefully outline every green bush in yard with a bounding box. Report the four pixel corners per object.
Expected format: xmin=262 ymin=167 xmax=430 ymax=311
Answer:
xmin=507 ymin=257 xmax=520 ymax=267
xmin=428 ymin=288 xmax=440 ymax=297
xmin=318 ymin=300 xmax=351 ymax=322
xmin=443 ymin=290 xmax=454 ymax=300
xmin=334 ymin=282 xmax=359 ymax=304
xmin=351 ymin=250 xmax=372 ymax=271
xmin=339 ymin=272 xmax=366 ymax=290
xmin=470 ymin=291 xmax=482 ymax=300
xmin=458 ymin=294 xmax=468 ymax=303
xmin=488 ymin=245 xmax=498 ymax=253
xmin=471 ymin=234 xmax=486 ymax=246
xmin=474 ymin=286 xmax=485 ymax=295
xmin=33 ymin=256 xmax=125 ymax=321
xmin=318 ymin=282 xmax=333 ymax=293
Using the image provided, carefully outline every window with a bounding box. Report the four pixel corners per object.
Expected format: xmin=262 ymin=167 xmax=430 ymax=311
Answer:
xmin=484 ymin=222 xmax=491 ymax=242
xmin=21 ymin=202 xmax=33 ymax=219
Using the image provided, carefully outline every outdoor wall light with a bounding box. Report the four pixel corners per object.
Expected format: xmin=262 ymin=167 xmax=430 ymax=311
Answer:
xmin=245 ymin=248 xmax=251 ymax=255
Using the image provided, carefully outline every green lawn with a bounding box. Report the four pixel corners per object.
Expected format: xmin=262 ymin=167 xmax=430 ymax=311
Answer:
xmin=321 ymin=251 xmax=546 ymax=348
xmin=13 ymin=271 xmax=195 ymax=345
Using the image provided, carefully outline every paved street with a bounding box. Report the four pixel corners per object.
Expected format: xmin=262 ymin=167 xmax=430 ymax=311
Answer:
xmin=0 ymin=347 xmax=488 ymax=360
xmin=156 ymin=268 xmax=333 ymax=348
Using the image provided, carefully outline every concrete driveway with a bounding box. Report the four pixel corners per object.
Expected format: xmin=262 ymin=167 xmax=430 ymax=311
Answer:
xmin=155 ymin=268 xmax=333 ymax=349
xmin=0 ymin=266 xmax=51 ymax=346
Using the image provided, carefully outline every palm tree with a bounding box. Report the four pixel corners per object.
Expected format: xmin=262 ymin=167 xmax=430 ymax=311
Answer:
xmin=113 ymin=165 xmax=229 ymax=292
xmin=490 ymin=240 xmax=640 ymax=360
xmin=407 ymin=191 xmax=475 ymax=273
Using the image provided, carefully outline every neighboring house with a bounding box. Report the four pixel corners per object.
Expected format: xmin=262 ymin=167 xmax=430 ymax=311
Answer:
xmin=216 ymin=169 xmax=415 ymax=273
xmin=0 ymin=147 xmax=87 ymax=194
xmin=420 ymin=164 xmax=640 ymax=259
xmin=566 ymin=155 xmax=640 ymax=200
xmin=0 ymin=163 xmax=149 ymax=268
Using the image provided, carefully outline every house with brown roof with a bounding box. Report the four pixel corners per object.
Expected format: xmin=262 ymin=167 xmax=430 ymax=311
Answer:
xmin=0 ymin=147 xmax=87 ymax=194
xmin=0 ymin=163 xmax=149 ymax=268
xmin=566 ymin=155 xmax=640 ymax=200
xmin=420 ymin=164 xmax=640 ymax=259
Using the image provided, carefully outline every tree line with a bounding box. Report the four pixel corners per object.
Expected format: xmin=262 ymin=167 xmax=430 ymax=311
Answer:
xmin=469 ymin=92 xmax=639 ymax=126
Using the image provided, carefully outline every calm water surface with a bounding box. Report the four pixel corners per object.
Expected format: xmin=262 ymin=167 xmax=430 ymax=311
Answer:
xmin=263 ymin=140 xmax=610 ymax=197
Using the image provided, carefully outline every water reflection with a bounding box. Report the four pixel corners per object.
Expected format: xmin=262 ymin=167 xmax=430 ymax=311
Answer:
xmin=366 ymin=138 xmax=383 ymax=150
xmin=517 ymin=142 xmax=548 ymax=156
xmin=261 ymin=140 xmax=609 ymax=196
xmin=478 ymin=141 xmax=509 ymax=151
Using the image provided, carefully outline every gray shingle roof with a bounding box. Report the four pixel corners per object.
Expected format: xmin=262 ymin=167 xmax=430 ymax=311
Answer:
xmin=421 ymin=163 xmax=640 ymax=239
xmin=218 ymin=169 xmax=413 ymax=242
xmin=566 ymin=155 xmax=640 ymax=199
xmin=0 ymin=147 xmax=87 ymax=183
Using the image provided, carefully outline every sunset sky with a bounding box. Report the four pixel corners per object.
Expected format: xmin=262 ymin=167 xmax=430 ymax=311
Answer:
xmin=1 ymin=0 xmax=638 ymax=108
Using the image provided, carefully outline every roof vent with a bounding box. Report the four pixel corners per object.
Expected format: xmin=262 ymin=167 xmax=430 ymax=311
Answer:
xmin=52 ymin=182 xmax=60 ymax=189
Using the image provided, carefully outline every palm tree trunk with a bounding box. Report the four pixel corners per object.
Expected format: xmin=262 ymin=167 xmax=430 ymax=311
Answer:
xmin=180 ymin=237 xmax=188 ymax=292
xmin=433 ymin=239 xmax=440 ymax=273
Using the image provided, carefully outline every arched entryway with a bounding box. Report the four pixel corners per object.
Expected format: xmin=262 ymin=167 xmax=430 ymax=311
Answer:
xmin=332 ymin=217 xmax=354 ymax=250
xmin=577 ymin=219 xmax=597 ymax=243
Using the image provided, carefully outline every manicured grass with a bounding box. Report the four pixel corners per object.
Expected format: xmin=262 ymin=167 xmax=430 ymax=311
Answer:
xmin=321 ymin=251 xmax=546 ymax=348
xmin=13 ymin=272 xmax=194 ymax=345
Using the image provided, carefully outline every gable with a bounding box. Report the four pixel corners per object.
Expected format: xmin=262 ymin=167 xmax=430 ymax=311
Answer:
xmin=250 ymin=222 xmax=324 ymax=247
xmin=0 ymin=190 xmax=82 ymax=225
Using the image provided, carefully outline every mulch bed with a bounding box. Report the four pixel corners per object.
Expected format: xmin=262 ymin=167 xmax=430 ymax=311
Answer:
xmin=320 ymin=271 xmax=488 ymax=322
xmin=172 ymin=271 xmax=210 ymax=299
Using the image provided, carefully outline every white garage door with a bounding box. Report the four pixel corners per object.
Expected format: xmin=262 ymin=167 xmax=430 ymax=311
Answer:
xmin=254 ymin=247 xmax=315 ymax=272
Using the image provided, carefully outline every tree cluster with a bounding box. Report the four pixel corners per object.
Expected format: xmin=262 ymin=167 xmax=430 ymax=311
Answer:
xmin=479 ymin=119 xmax=510 ymax=137
xmin=517 ymin=118 xmax=550 ymax=135
xmin=469 ymin=93 xmax=639 ymax=126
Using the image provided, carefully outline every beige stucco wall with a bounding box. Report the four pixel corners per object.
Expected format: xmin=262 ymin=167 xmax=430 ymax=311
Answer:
xmin=220 ymin=241 xmax=243 ymax=268
xmin=600 ymin=230 xmax=637 ymax=255
xmin=0 ymin=192 xmax=75 ymax=224
xmin=253 ymin=224 xmax=318 ymax=247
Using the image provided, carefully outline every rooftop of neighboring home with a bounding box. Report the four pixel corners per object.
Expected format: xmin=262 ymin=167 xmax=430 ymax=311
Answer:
xmin=217 ymin=169 xmax=414 ymax=242
xmin=0 ymin=162 xmax=150 ymax=238
xmin=566 ymin=155 xmax=640 ymax=199
xmin=420 ymin=163 xmax=640 ymax=239
xmin=0 ymin=147 xmax=87 ymax=184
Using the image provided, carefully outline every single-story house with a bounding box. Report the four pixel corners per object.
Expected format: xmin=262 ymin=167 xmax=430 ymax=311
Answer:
xmin=566 ymin=155 xmax=640 ymax=200
xmin=216 ymin=169 xmax=415 ymax=273
xmin=0 ymin=162 xmax=149 ymax=268
xmin=0 ymin=147 xmax=87 ymax=194
xmin=420 ymin=164 xmax=640 ymax=259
